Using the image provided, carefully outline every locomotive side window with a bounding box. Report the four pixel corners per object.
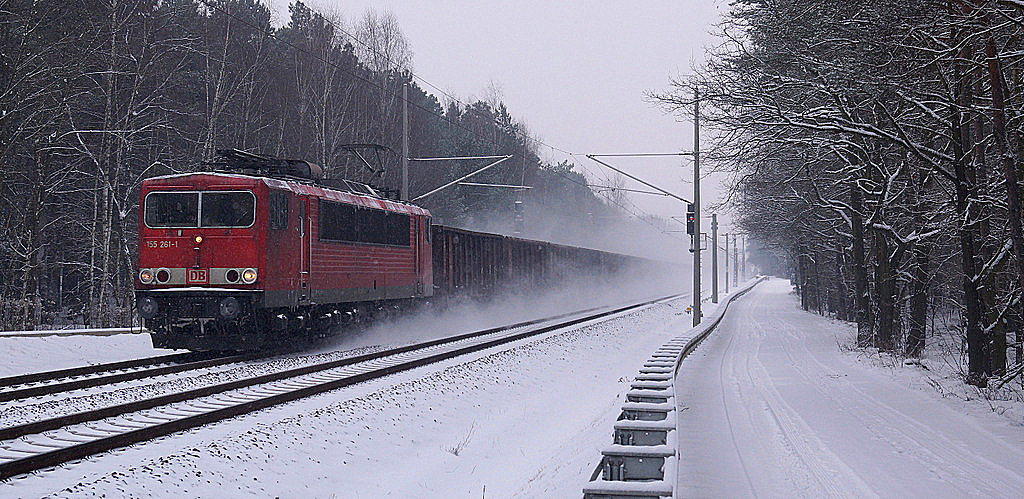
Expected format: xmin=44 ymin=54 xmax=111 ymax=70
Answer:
xmin=319 ymin=200 xmax=358 ymax=241
xmin=319 ymin=200 xmax=409 ymax=246
xmin=386 ymin=212 xmax=411 ymax=246
xmin=144 ymin=192 xmax=199 ymax=228
xmin=200 ymin=191 xmax=256 ymax=228
xmin=270 ymin=191 xmax=289 ymax=230
xmin=358 ymin=208 xmax=388 ymax=244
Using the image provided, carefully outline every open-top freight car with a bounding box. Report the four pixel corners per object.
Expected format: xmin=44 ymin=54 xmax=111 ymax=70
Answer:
xmin=431 ymin=225 xmax=645 ymax=299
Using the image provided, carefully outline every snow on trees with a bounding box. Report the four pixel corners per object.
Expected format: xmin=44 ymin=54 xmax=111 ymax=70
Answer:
xmin=653 ymin=0 xmax=1024 ymax=386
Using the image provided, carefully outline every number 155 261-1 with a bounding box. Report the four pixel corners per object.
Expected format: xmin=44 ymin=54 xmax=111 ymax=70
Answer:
xmin=146 ymin=240 xmax=179 ymax=249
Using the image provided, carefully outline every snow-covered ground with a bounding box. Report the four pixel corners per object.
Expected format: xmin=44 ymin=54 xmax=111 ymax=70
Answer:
xmin=0 ymin=334 xmax=178 ymax=378
xmin=1 ymin=293 xmax=697 ymax=497
xmin=675 ymin=278 xmax=1024 ymax=498
xmin=11 ymin=278 xmax=1018 ymax=498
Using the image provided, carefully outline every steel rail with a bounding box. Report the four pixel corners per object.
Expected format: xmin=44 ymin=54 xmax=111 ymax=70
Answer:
xmin=0 ymin=293 xmax=682 ymax=481
xmin=0 ymin=298 xmax=663 ymax=441
xmin=0 ymin=352 xmax=259 ymax=403
xmin=0 ymin=353 xmax=201 ymax=389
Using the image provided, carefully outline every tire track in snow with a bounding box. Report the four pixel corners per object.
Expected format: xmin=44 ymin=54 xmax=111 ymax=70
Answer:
xmin=677 ymin=280 xmax=1024 ymax=498
xmin=741 ymin=296 xmax=874 ymax=499
xmin=679 ymin=287 xmax=860 ymax=497
xmin=770 ymin=306 xmax=1024 ymax=497
xmin=717 ymin=324 xmax=759 ymax=498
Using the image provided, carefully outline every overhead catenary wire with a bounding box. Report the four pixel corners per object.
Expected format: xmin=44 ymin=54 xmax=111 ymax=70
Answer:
xmin=197 ymin=0 xmax=682 ymax=239
xmin=588 ymin=152 xmax=693 ymax=157
xmin=411 ymin=156 xmax=512 ymax=201
xmin=459 ymin=182 xmax=532 ymax=189
xmin=261 ymin=0 xmax=691 ymax=212
xmin=586 ymin=155 xmax=692 ymax=204
xmin=585 ymin=186 xmax=671 ymax=196
xmin=410 ymin=155 xmax=509 ymax=161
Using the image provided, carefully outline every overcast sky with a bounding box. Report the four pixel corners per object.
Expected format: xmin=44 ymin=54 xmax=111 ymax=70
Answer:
xmin=266 ymin=0 xmax=733 ymax=234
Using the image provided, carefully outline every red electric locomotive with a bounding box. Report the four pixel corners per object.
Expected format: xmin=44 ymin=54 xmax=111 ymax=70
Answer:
xmin=135 ymin=150 xmax=432 ymax=351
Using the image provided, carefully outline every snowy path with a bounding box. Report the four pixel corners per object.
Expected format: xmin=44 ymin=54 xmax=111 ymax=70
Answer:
xmin=675 ymin=279 xmax=1024 ymax=498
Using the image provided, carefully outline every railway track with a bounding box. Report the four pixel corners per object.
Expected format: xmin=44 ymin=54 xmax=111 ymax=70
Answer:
xmin=0 ymin=352 xmax=200 ymax=389
xmin=0 ymin=293 xmax=682 ymax=481
xmin=0 ymin=352 xmax=263 ymax=404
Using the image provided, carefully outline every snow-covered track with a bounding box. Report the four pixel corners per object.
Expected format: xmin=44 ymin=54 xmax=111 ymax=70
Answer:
xmin=584 ymin=278 xmax=765 ymax=499
xmin=0 ymin=352 xmax=197 ymax=389
xmin=0 ymin=352 xmax=259 ymax=403
xmin=0 ymin=294 xmax=681 ymax=482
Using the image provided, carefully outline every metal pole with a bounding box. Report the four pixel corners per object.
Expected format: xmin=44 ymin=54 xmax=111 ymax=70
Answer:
xmin=520 ymin=142 xmax=527 ymax=202
xmin=724 ymin=233 xmax=729 ymax=294
xmin=733 ymin=234 xmax=738 ymax=287
xmin=58 ymin=262 xmax=63 ymax=320
xmin=692 ymin=88 xmax=701 ymax=326
xmin=401 ymin=84 xmax=409 ymax=201
xmin=711 ymin=214 xmax=718 ymax=303
xmin=741 ymin=235 xmax=747 ymax=280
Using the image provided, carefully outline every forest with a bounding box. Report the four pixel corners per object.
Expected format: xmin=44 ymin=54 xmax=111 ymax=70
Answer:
xmin=655 ymin=0 xmax=1024 ymax=386
xmin=0 ymin=0 xmax=648 ymax=331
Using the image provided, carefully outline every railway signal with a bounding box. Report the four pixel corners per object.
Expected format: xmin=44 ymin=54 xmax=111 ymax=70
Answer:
xmin=582 ymin=85 xmax=701 ymax=326
xmin=686 ymin=204 xmax=695 ymax=235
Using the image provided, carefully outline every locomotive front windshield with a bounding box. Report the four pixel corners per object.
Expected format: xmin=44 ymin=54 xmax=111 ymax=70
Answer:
xmin=200 ymin=192 xmax=256 ymax=227
xmin=145 ymin=191 xmax=255 ymax=228
xmin=145 ymin=192 xmax=199 ymax=227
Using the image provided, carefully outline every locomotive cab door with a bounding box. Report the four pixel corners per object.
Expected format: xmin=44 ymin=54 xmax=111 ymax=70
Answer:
xmin=299 ymin=197 xmax=311 ymax=302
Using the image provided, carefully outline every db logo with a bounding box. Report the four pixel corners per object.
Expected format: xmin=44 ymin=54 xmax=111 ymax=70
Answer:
xmin=187 ymin=269 xmax=208 ymax=284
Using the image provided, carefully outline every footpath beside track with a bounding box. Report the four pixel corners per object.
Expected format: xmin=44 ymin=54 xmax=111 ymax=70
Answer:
xmin=0 ymin=293 xmax=682 ymax=482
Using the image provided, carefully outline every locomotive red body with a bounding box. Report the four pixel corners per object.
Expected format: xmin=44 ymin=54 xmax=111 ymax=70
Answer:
xmin=135 ymin=155 xmax=432 ymax=351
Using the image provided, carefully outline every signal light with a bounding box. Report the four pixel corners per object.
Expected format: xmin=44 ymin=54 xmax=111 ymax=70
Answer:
xmin=686 ymin=203 xmax=696 ymax=235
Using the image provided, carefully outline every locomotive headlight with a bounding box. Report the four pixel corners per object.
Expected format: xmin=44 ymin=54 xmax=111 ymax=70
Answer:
xmin=225 ymin=268 xmax=240 ymax=283
xmin=194 ymin=235 xmax=203 ymax=244
xmin=139 ymin=268 xmax=154 ymax=284
xmin=241 ymin=268 xmax=258 ymax=284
